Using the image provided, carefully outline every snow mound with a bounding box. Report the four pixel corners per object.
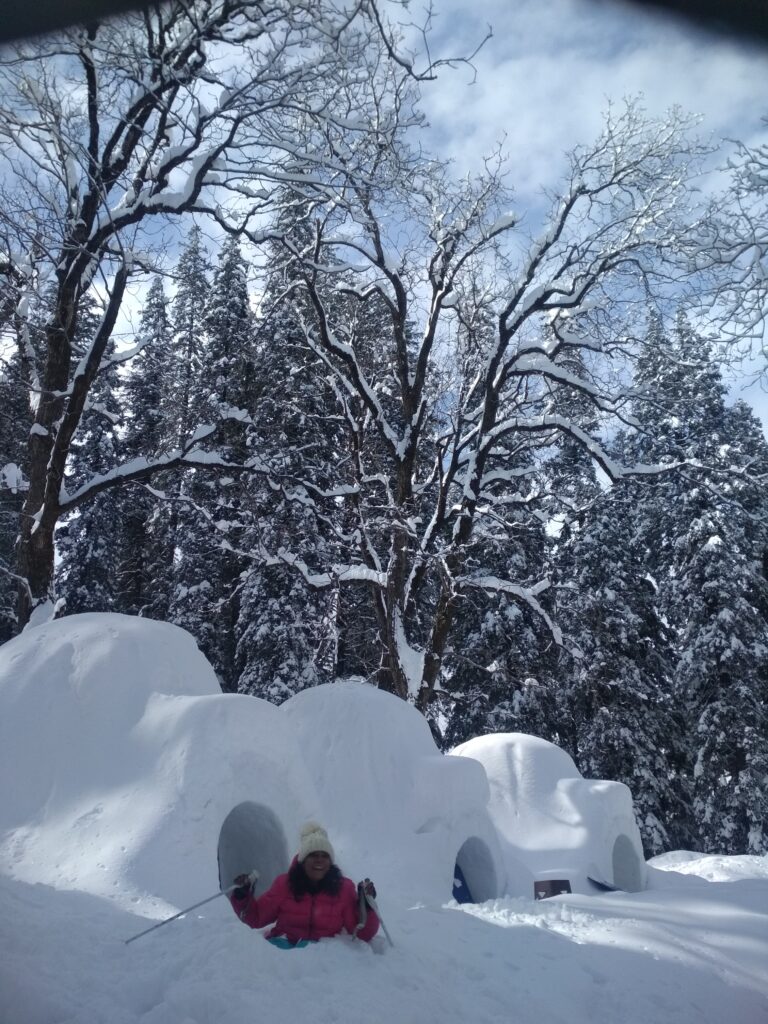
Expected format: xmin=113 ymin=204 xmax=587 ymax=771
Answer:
xmin=281 ymin=680 xmax=505 ymax=901
xmin=0 ymin=614 xmax=318 ymax=912
xmin=0 ymin=614 xmax=218 ymax=827
xmin=649 ymin=850 xmax=768 ymax=883
xmin=453 ymin=732 xmax=647 ymax=894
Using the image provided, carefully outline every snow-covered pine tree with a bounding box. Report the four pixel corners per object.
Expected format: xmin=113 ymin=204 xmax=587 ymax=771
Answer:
xmin=441 ymin=525 xmax=560 ymax=751
xmin=234 ymin=198 xmax=344 ymax=700
xmin=670 ymin=392 xmax=768 ymax=854
xmin=552 ymin=487 xmax=684 ymax=855
xmin=619 ymin=312 xmax=768 ymax=853
xmin=169 ymin=236 xmax=257 ymax=691
xmin=115 ymin=276 xmax=177 ymax=619
xmin=514 ymin=334 xmax=685 ymax=853
xmin=169 ymin=227 xmax=210 ymax=449
xmin=676 ymin=507 xmax=768 ymax=853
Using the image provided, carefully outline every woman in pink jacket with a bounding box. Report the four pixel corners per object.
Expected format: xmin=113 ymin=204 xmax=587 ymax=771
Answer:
xmin=230 ymin=822 xmax=379 ymax=949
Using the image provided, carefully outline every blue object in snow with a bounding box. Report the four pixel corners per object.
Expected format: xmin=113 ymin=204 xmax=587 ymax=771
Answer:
xmin=452 ymin=862 xmax=474 ymax=904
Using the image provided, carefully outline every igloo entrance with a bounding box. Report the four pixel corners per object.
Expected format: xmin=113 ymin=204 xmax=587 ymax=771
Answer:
xmin=452 ymin=836 xmax=498 ymax=904
xmin=612 ymin=833 xmax=644 ymax=892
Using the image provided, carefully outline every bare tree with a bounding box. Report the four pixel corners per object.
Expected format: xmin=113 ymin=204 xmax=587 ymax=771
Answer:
xmin=696 ymin=123 xmax=768 ymax=360
xmin=245 ymin=99 xmax=707 ymax=709
xmin=0 ymin=0 xmax=429 ymax=627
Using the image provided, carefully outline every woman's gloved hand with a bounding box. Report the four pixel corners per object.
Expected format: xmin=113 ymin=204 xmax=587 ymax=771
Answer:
xmin=357 ymin=878 xmax=376 ymax=900
xmin=232 ymin=869 xmax=260 ymax=899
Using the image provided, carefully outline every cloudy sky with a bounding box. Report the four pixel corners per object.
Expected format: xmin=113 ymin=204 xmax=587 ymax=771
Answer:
xmin=419 ymin=0 xmax=768 ymax=186
xmin=413 ymin=0 xmax=768 ymax=427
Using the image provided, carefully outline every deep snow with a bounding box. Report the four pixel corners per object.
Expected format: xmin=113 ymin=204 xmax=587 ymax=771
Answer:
xmin=1 ymin=613 xmax=767 ymax=1024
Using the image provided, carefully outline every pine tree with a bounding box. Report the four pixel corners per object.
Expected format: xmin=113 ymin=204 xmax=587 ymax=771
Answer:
xmin=676 ymin=508 xmax=768 ymax=853
xmin=553 ymin=489 xmax=684 ymax=855
xmin=115 ymin=276 xmax=177 ymax=618
xmin=619 ymin=312 xmax=768 ymax=853
xmin=162 ymin=227 xmax=212 ymax=643
xmin=170 ymin=226 xmax=210 ymax=448
xmin=199 ymin=236 xmax=256 ymax=435
xmin=170 ymin=237 xmax=257 ymax=690
xmin=234 ymin=202 xmax=342 ymax=699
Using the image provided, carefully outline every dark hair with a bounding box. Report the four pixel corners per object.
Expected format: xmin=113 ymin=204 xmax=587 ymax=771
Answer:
xmin=288 ymin=859 xmax=343 ymax=900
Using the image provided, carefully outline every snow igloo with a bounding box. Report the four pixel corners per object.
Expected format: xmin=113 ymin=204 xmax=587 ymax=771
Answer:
xmin=453 ymin=733 xmax=647 ymax=896
xmin=0 ymin=613 xmax=646 ymax=912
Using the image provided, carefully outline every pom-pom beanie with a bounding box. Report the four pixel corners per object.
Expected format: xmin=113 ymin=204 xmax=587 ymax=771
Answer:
xmin=298 ymin=821 xmax=335 ymax=863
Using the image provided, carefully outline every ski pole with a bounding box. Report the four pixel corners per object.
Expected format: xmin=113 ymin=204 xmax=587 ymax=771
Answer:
xmin=365 ymin=893 xmax=394 ymax=947
xmin=125 ymin=884 xmax=237 ymax=945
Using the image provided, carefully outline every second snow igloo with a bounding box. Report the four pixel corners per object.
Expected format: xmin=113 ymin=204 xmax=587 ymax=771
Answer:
xmin=279 ymin=679 xmax=506 ymax=905
xmin=452 ymin=733 xmax=647 ymax=897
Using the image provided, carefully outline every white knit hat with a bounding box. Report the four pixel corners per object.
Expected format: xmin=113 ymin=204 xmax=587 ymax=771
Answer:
xmin=298 ymin=821 xmax=335 ymax=863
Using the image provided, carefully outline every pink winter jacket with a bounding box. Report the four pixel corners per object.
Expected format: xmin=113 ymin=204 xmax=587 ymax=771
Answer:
xmin=229 ymin=864 xmax=379 ymax=944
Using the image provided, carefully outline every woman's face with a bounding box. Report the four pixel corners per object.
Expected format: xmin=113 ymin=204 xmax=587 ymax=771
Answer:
xmin=303 ymin=851 xmax=332 ymax=882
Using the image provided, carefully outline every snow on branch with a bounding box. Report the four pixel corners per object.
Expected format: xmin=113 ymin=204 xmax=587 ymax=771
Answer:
xmin=59 ymin=410 xmax=273 ymax=512
xmin=458 ymin=573 xmax=563 ymax=646
xmin=485 ymin=413 xmax=681 ymax=482
xmin=256 ymin=545 xmax=385 ymax=589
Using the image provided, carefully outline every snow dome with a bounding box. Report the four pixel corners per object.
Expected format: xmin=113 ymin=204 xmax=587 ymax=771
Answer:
xmin=0 ymin=613 xmax=645 ymax=918
xmin=453 ymin=733 xmax=647 ymax=895
xmin=0 ymin=614 xmax=319 ymax=910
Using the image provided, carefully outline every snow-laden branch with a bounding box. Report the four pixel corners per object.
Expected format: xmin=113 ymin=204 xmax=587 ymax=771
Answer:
xmin=255 ymin=544 xmax=386 ymax=589
xmin=457 ymin=573 xmax=563 ymax=646
xmin=59 ymin=411 xmax=273 ymax=512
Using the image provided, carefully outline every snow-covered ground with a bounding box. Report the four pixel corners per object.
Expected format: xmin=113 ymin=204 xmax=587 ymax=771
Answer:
xmin=1 ymin=614 xmax=767 ymax=1024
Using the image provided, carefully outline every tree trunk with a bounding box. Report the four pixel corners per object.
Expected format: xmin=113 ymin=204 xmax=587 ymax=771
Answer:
xmin=15 ymin=299 xmax=76 ymax=624
xmin=16 ymin=512 xmax=57 ymax=626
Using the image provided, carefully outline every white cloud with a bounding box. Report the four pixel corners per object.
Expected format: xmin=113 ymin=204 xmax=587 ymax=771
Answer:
xmin=419 ymin=0 xmax=768 ymax=197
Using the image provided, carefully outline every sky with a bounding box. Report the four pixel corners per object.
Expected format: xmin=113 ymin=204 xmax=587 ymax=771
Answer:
xmin=418 ymin=0 xmax=768 ymax=189
xmin=410 ymin=0 xmax=768 ymax=429
xmin=1 ymin=611 xmax=767 ymax=1023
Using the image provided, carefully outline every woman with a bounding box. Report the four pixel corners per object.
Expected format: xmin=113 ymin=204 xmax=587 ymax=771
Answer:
xmin=230 ymin=822 xmax=379 ymax=948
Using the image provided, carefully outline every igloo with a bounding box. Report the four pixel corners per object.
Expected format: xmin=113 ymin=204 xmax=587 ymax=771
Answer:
xmin=452 ymin=733 xmax=647 ymax=896
xmin=0 ymin=613 xmax=646 ymax=915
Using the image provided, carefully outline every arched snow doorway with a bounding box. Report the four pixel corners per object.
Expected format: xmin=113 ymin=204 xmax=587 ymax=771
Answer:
xmin=217 ymin=801 xmax=288 ymax=896
xmin=452 ymin=836 xmax=498 ymax=904
xmin=612 ymin=832 xmax=644 ymax=892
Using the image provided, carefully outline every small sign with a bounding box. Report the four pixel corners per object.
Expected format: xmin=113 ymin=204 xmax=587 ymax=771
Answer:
xmin=534 ymin=879 xmax=572 ymax=900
